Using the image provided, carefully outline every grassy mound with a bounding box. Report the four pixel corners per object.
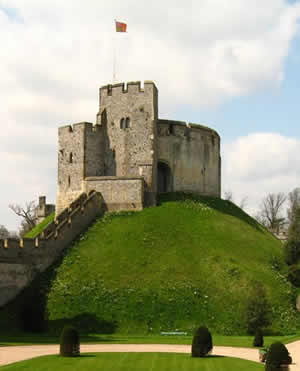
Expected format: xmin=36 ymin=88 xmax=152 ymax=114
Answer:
xmin=25 ymin=212 xmax=55 ymax=238
xmin=0 ymin=352 xmax=263 ymax=371
xmin=44 ymin=193 xmax=298 ymax=335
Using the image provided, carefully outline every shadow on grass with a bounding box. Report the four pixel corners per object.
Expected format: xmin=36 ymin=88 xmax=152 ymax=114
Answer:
xmin=158 ymin=193 xmax=266 ymax=233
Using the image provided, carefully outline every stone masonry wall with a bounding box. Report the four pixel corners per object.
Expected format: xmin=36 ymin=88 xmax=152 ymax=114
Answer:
xmin=97 ymin=81 xmax=158 ymax=205
xmin=56 ymin=122 xmax=105 ymax=215
xmin=0 ymin=191 xmax=103 ymax=307
xmin=84 ymin=177 xmax=144 ymax=211
xmin=157 ymin=120 xmax=221 ymax=196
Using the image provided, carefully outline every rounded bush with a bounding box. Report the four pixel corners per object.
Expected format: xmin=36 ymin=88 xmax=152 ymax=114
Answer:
xmin=191 ymin=326 xmax=213 ymax=357
xmin=253 ymin=328 xmax=264 ymax=347
xmin=60 ymin=326 xmax=80 ymax=357
xmin=265 ymin=342 xmax=291 ymax=369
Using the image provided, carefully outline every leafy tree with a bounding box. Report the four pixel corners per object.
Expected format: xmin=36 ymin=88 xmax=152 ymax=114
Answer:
xmin=285 ymin=207 xmax=300 ymax=266
xmin=287 ymin=187 xmax=300 ymax=225
xmin=246 ymin=282 xmax=271 ymax=334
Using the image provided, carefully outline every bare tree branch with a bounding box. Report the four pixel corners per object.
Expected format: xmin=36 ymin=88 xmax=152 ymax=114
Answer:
xmin=239 ymin=196 xmax=248 ymax=210
xmin=9 ymin=201 xmax=37 ymax=230
xmin=258 ymin=193 xmax=286 ymax=231
xmin=224 ymin=191 xmax=233 ymax=202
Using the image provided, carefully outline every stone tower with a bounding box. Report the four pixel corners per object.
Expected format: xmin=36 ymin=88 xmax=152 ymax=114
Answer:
xmin=96 ymin=81 xmax=158 ymax=205
xmin=56 ymin=81 xmax=221 ymax=216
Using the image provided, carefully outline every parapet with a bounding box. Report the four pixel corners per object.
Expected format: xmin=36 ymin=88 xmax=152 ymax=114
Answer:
xmin=158 ymin=119 xmax=220 ymax=139
xmin=58 ymin=122 xmax=101 ymax=135
xmin=99 ymin=81 xmax=158 ymax=101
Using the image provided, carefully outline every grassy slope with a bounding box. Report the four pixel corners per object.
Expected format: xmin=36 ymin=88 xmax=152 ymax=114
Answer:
xmin=25 ymin=213 xmax=55 ymax=238
xmin=45 ymin=194 xmax=299 ymax=335
xmin=0 ymin=353 xmax=263 ymax=371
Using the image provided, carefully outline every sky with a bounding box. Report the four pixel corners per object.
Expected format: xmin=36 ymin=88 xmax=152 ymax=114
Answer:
xmin=1 ymin=0 xmax=300 ymax=232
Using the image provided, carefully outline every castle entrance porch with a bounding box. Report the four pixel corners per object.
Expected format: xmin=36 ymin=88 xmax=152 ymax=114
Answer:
xmin=157 ymin=161 xmax=172 ymax=193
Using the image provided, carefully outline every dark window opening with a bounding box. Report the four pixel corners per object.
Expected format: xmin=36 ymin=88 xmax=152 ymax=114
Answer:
xmin=68 ymin=176 xmax=71 ymax=187
xmin=169 ymin=124 xmax=174 ymax=135
xmin=69 ymin=152 xmax=73 ymax=163
xmin=120 ymin=118 xmax=125 ymax=129
xmin=125 ymin=117 xmax=130 ymax=128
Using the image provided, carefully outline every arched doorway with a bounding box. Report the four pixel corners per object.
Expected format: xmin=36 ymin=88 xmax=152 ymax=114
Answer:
xmin=157 ymin=161 xmax=172 ymax=193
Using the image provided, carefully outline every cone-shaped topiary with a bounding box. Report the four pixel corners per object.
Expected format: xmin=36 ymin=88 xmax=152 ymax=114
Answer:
xmin=265 ymin=341 xmax=292 ymax=370
xmin=60 ymin=326 xmax=80 ymax=357
xmin=191 ymin=326 xmax=213 ymax=357
xmin=253 ymin=328 xmax=264 ymax=347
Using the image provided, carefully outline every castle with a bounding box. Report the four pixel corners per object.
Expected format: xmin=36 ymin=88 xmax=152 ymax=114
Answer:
xmin=56 ymin=81 xmax=221 ymax=215
xmin=0 ymin=80 xmax=221 ymax=308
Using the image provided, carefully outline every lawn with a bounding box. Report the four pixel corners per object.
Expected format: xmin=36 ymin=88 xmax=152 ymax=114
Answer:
xmin=0 ymin=352 xmax=264 ymax=371
xmin=0 ymin=333 xmax=299 ymax=347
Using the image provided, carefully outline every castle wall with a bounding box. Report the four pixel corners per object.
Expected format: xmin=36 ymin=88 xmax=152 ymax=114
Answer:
xmin=0 ymin=191 xmax=104 ymax=307
xmin=84 ymin=177 xmax=144 ymax=211
xmin=157 ymin=120 xmax=221 ymax=196
xmin=56 ymin=122 xmax=104 ymax=216
xmin=98 ymin=81 xmax=158 ymax=205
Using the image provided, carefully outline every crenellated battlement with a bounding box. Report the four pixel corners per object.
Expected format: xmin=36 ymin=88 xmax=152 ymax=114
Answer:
xmin=158 ymin=119 xmax=220 ymax=139
xmin=0 ymin=191 xmax=104 ymax=307
xmin=58 ymin=122 xmax=101 ymax=135
xmin=99 ymin=80 xmax=157 ymax=102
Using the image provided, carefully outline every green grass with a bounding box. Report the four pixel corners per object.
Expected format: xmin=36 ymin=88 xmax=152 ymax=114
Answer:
xmin=1 ymin=193 xmax=299 ymax=335
xmin=0 ymin=353 xmax=264 ymax=371
xmin=0 ymin=333 xmax=299 ymax=347
xmin=43 ymin=193 xmax=298 ymax=335
xmin=24 ymin=212 xmax=55 ymax=238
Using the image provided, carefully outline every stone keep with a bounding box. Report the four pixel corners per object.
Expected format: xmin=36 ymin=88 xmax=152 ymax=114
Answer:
xmin=56 ymin=81 xmax=221 ymax=215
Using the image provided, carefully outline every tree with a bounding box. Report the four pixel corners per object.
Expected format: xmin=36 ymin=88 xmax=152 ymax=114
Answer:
xmin=224 ymin=191 xmax=233 ymax=202
xmin=0 ymin=225 xmax=9 ymax=239
xmin=287 ymin=188 xmax=300 ymax=225
xmin=9 ymin=201 xmax=37 ymax=237
xmin=246 ymin=281 xmax=271 ymax=334
xmin=284 ymin=206 xmax=300 ymax=266
xmin=257 ymin=193 xmax=286 ymax=231
xmin=239 ymin=196 xmax=248 ymax=211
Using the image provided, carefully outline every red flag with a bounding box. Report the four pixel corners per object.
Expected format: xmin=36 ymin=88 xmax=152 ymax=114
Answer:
xmin=115 ymin=21 xmax=127 ymax=32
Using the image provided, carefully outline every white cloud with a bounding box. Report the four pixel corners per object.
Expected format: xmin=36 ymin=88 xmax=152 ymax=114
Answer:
xmin=0 ymin=0 xmax=300 ymax=230
xmin=222 ymin=132 xmax=300 ymax=216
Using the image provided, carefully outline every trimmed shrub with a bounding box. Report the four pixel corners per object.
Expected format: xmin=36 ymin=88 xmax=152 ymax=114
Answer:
xmin=265 ymin=342 xmax=291 ymax=370
xmin=253 ymin=328 xmax=264 ymax=347
xmin=191 ymin=326 xmax=213 ymax=357
xmin=60 ymin=326 xmax=80 ymax=357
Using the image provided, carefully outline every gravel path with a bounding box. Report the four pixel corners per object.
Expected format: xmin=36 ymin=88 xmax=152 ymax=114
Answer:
xmin=0 ymin=341 xmax=299 ymax=369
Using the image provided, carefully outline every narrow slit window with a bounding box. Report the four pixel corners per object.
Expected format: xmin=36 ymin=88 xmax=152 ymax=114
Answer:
xmin=69 ymin=152 xmax=73 ymax=163
xmin=68 ymin=176 xmax=71 ymax=187
xmin=125 ymin=117 xmax=130 ymax=128
xmin=120 ymin=118 xmax=125 ymax=129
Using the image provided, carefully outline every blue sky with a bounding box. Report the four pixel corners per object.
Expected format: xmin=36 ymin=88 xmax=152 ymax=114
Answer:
xmin=1 ymin=0 xmax=300 ymax=231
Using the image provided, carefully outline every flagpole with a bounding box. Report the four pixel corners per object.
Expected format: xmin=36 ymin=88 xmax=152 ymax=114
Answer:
xmin=113 ymin=19 xmax=116 ymax=83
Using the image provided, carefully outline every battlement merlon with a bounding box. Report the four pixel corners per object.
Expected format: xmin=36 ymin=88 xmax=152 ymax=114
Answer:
xmin=158 ymin=119 xmax=220 ymax=139
xmin=58 ymin=122 xmax=101 ymax=135
xmin=99 ymin=80 xmax=158 ymax=108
